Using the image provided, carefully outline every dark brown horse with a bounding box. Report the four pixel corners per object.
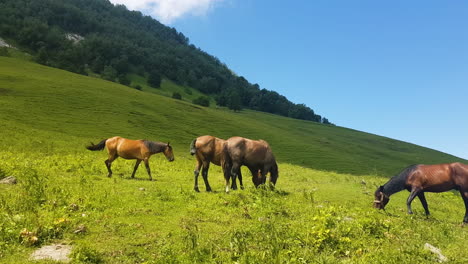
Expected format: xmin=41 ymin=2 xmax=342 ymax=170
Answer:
xmin=86 ymin=136 xmax=174 ymax=181
xmin=190 ymin=135 xmax=242 ymax=192
xmin=374 ymin=163 xmax=468 ymax=223
xmin=223 ymin=136 xmax=278 ymax=192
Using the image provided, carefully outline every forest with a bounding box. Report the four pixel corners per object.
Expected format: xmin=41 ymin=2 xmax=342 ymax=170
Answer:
xmin=0 ymin=0 xmax=331 ymax=124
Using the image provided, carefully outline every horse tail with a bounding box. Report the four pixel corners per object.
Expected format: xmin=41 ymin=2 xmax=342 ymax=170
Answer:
xmin=190 ymin=139 xmax=197 ymax=155
xmin=86 ymin=139 xmax=107 ymax=151
xmin=221 ymin=142 xmax=232 ymax=175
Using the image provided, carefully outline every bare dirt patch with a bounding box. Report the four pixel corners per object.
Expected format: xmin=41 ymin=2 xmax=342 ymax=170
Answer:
xmin=30 ymin=244 xmax=72 ymax=262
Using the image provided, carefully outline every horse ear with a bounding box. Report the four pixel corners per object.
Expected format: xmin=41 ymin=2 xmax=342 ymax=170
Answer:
xmin=378 ymin=185 xmax=384 ymax=192
xmin=167 ymin=142 xmax=170 ymax=147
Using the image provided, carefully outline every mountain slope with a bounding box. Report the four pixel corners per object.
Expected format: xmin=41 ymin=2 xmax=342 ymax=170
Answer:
xmin=0 ymin=57 xmax=464 ymax=176
xmin=0 ymin=0 xmax=328 ymax=123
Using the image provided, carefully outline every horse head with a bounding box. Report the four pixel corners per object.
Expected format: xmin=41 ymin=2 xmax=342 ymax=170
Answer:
xmin=164 ymin=142 xmax=175 ymax=162
xmin=373 ymin=186 xmax=389 ymax=209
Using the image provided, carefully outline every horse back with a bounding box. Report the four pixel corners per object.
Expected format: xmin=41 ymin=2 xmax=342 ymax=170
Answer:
xmin=195 ymin=135 xmax=225 ymax=165
xmin=408 ymin=164 xmax=457 ymax=192
xmin=227 ymin=137 xmax=274 ymax=166
xmin=107 ymin=136 xmax=147 ymax=159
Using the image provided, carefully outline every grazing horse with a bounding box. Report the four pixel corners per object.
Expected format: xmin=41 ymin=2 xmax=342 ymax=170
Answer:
xmin=223 ymin=136 xmax=278 ymax=193
xmin=374 ymin=163 xmax=468 ymax=223
xmin=190 ymin=135 xmax=243 ymax=192
xmin=86 ymin=136 xmax=174 ymax=181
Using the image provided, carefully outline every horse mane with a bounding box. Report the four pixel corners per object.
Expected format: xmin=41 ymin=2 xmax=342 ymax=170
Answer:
xmin=143 ymin=140 xmax=166 ymax=154
xmin=383 ymin=164 xmax=418 ymax=196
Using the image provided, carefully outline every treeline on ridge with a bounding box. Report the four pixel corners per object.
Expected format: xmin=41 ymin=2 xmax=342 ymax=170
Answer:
xmin=0 ymin=0 xmax=331 ymax=124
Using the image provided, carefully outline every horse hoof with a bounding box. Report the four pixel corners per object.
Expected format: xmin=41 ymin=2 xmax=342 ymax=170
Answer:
xmin=194 ymin=187 xmax=200 ymax=192
xmin=206 ymin=188 xmax=212 ymax=192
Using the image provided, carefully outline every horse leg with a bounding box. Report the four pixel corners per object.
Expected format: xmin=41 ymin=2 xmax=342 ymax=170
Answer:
xmin=131 ymin=160 xmax=142 ymax=179
xmin=260 ymin=167 xmax=268 ymax=185
xmin=238 ymin=169 xmax=244 ymax=190
xmin=460 ymin=190 xmax=468 ymax=223
xmin=406 ymin=189 xmax=420 ymax=214
xmin=193 ymin=159 xmax=202 ymax=192
xmin=417 ymin=192 xmax=430 ymax=216
xmin=143 ymin=158 xmax=152 ymax=181
xmin=230 ymin=162 xmax=241 ymax=191
xmin=104 ymin=154 xmax=118 ymax=177
xmin=230 ymin=165 xmax=241 ymax=190
xmin=248 ymin=166 xmax=260 ymax=188
xmin=201 ymin=162 xmax=212 ymax=192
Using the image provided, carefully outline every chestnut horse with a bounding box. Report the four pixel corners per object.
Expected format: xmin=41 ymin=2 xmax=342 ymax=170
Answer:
xmin=86 ymin=136 xmax=174 ymax=181
xmin=223 ymin=136 xmax=278 ymax=193
xmin=374 ymin=163 xmax=468 ymax=223
xmin=190 ymin=135 xmax=242 ymax=192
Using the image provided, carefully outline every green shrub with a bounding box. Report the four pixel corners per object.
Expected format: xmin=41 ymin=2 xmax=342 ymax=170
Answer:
xmin=184 ymin=87 xmax=192 ymax=95
xmin=133 ymin=84 xmax=142 ymax=91
xmin=172 ymin=92 xmax=182 ymax=100
xmin=192 ymin=96 xmax=210 ymax=107
xmin=0 ymin=47 xmax=9 ymax=57
xmin=118 ymin=75 xmax=130 ymax=86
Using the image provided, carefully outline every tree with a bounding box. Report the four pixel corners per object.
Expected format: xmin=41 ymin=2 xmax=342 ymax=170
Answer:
xmin=118 ymin=74 xmax=131 ymax=86
xmin=101 ymin=65 xmax=117 ymax=81
xmin=224 ymin=89 xmax=242 ymax=112
xmin=148 ymin=71 xmax=162 ymax=88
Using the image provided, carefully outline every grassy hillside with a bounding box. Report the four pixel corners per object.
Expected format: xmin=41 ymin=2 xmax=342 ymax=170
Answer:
xmin=0 ymin=57 xmax=464 ymax=176
xmin=1 ymin=57 xmax=467 ymax=263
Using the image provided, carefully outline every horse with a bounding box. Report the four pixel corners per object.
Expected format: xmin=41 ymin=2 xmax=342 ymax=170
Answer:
xmin=374 ymin=162 xmax=468 ymax=223
xmin=86 ymin=136 xmax=174 ymax=181
xmin=190 ymin=135 xmax=243 ymax=192
xmin=223 ymin=136 xmax=278 ymax=193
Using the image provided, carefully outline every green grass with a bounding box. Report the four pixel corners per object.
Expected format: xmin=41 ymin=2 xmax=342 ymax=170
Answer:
xmin=0 ymin=56 xmax=467 ymax=263
xmin=0 ymin=57 xmax=464 ymax=176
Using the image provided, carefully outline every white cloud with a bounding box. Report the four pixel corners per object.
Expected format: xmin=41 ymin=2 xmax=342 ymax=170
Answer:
xmin=109 ymin=0 xmax=223 ymax=24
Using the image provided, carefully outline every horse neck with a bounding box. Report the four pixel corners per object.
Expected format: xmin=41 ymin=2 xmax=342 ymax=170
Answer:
xmin=382 ymin=166 xmax=416 ymax=196
xmin=383 ymin=173 xmax=407 ymax=196
xmin=382 ymin=177 xmax=406 ymax=196
xmin=145 ymin=141 xmax=166 ymax=154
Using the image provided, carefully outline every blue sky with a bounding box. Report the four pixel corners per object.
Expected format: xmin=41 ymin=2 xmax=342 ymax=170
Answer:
xmin=111 ymin=0 xmax=468 ymax=159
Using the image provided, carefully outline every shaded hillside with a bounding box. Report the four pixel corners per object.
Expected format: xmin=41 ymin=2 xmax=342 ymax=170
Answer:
xmin=0 ymin=57 xmax=464 ymax=176
xmin=0 ymin=0 xmax=329 ymax=123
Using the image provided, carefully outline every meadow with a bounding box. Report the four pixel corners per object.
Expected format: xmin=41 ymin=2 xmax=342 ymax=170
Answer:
xmin=0 ymin=57 xmax=467 ymax=263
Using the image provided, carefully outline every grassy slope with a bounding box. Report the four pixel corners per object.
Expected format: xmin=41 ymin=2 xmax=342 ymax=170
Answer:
xmin=0 ymin=57 xmax=467 ymax=263
xmin=0 ymin=57 xmax=464 ymax=176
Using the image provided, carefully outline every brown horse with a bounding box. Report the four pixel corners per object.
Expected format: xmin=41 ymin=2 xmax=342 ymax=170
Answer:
xmin=374 ymin=163 xmax=468 ymax=223
xmin=190 ymin=135 xmax=242 ymax=192
xmin=223 ymin=136 xmax=278 ymax=193
xmin=86 ymin=136 xmax=174 ymax=180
